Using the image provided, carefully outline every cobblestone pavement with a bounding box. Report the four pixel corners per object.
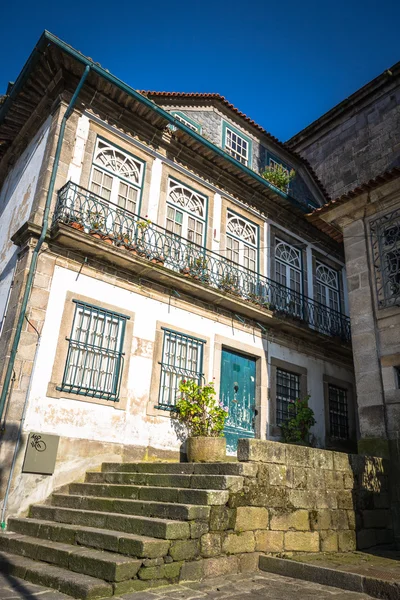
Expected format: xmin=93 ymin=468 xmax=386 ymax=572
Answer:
xmin=0 ymin=572 xmax=376 ymax=600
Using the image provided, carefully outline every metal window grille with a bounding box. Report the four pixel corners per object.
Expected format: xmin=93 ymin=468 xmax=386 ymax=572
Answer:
xmin=58 ymin=301 xmax=128 ymax=401
xmin=370 ymin=208 xmax=400 ymax=308
xmin=157 ymin=328 xmax=205 ymax=410
xmin=276 ymin=368 xmax=300 ymax=425
xmin=328 ymin=384 xmax=349 ymax=440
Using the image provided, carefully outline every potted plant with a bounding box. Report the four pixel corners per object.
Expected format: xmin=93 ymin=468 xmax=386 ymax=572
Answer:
xmin=261 ymin=164 xmax=295 ymax=192
xmin=68 ymin=213 xmax=84 ymax=231
xmin=280 ymin=395 xmax=316 ymax=446
xmin=218 ymin=274 xmax=240 ymax=295
xmin=87 ymin=210 xmax=105 ymax=239
xmin=174 ymin=379 xmax=228 ymax=462
xmin=189 ymin=257 xmax=208 ymax=281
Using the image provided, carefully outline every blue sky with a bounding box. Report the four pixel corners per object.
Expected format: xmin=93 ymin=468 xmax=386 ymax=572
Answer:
xmin=0 ymin=0 xmax=398 ymax=141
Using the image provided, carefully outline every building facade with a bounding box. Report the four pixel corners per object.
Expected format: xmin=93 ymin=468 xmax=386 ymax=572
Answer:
xmin=0 ymin=33 xmax=354 ymax=520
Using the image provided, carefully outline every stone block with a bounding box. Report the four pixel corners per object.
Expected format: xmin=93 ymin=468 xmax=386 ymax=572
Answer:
xmin=169 ymin=539 xmax=200 ymax=561
xmin=284 ymin=531 xmax=319 ymax=552
xmin=270 ymin=509 xmax=309 ymax=531
xmin=200 ymin=533 xmax=221 ymax=558
xmin=209 ymin=506 xmax=235 ymax=531
xmin=320 ymin=531 xmax=338 ymax=552
xmin=315 ymin=491 xmax=338 ymax=509
xmin=179 ymin=560 xmax=204 ymax=582
xmin=357 ymin=529 xmax=377 ymax=549
xmin=338 ymin=530 xmax=356 ymax=552
xmin=310 ymin=448 xmax=333 ymax=470
xmin=203 ymin=555 xmax=239 ymax=578
xmin=288 ymin=490 xmax=316 ymax=509
xmin=286 ymin=467 xmax=308 ymax=489
xmin=237 ymin=439 xmax=286 ymax=464
xmin=331 ymin=509 xmax=349 ymax=530
xmin=309 ymin=510 xmax=331 ymax=531
xmin=344 ymin=473 xmax=355 ymax=489
xmin=324 ymin=471 xmax=344 ymax=490
xmin=337 ymin=491 xmax=354 ymax=510
xmin=190 ymin=521 xmax=209 ymax=539
xmin=238 ymin=552 xmax=262 ymax=573
xmin=285 ymin=444 xmax=310 ymax=467
xmin=269 ymin=464 xmax=287 ymax=486
xmin=306 ymin=469 xmax=322 ymax=490
xmin=363 ymin=509 xmax=392 ymax=529
xmin=163 ymin=561 xmax=183 ymax=580
xmin=222 ymin=531 xmax=255 ymax=554
xmin=235 ymin=507 xmax=269 ymax=531
xmin=255 ymin=531 xmax=284 ymax=553
xmin=347 ymin=511 xmax=356 ymax=530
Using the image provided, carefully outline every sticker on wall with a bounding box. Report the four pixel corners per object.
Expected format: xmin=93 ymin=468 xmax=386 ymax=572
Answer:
xmin=22 ymin=432 xmax=60 ymax=475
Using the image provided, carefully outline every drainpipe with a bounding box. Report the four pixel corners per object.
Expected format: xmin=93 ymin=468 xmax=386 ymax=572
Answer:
xmin=0 ymin=65 xmax=90 ymax=422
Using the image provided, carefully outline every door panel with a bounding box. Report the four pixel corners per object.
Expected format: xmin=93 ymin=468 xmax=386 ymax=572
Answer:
xmin=220 ymin=349 xmax=256 ymax=453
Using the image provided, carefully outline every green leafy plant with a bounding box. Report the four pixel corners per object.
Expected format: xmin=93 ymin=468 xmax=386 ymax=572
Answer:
xmin=280 ymin=395 xmax=316 ymax=445
xmin=218 ymin=273 xmax=240 ymax=293
xmin=87 ymin=210 xmax=105 ymax=231
xmin=137 ymin=216 xmax=151 ymax=233
xmin=174 ymin=379 xmax=228 ymax=437
xmin=261 ymin=164 xmax=295 ymax=191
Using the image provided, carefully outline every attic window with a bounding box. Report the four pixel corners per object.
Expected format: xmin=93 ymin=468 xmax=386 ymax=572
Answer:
xmin=171 ymin=111 xmax=201 ymax=133
xmin=222 ymin=122 xmax=252 ymax=167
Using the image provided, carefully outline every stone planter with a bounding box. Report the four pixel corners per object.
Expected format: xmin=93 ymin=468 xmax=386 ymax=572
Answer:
xmin=186 ymin=436 xmax=226 ymax=463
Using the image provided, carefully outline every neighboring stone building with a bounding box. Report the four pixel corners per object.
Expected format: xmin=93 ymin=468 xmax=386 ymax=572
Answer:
xmin=289 ymin=61 xmax=400 ymax=199
xmin=309 ymin=169 xmax=400 ymax=545
xmin=0 ymin=32 xmax=354 ymax=520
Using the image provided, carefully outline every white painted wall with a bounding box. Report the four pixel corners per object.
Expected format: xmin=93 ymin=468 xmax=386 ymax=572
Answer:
xmin=25 ymin=265 xmax=353 ymax=451
xmin=0 ymin=117 xmax=51 ymax=335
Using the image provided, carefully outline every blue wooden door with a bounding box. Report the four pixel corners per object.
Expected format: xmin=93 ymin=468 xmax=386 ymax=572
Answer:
xmin=220 ymin=349 xmax=256 ymax=453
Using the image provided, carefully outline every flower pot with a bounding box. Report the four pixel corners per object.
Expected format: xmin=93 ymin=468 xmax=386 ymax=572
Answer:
xmin=102 ymin=234 xmax=114 ymax=245
xmin=186 ymin=436 xmax=226 ymax=463
xmin=89 ymin=230 xmax=102 ymax=240
xmin=70 ymin=221 xmax=84 ymax=231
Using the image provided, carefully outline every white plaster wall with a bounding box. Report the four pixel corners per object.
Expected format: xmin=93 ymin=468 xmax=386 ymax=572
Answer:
xmin=25 ymin=265 xmax=353 ymax=451
xmin=0 ymin=118 xmax=51 ymax=333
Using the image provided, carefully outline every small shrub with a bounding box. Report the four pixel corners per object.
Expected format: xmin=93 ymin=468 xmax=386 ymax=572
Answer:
xmin=261 ymin=164 xmax=295 ymax=191
xmin=280 ymin=395 xmax=316 ymax=445
xmin=174 ymin=379 xmax=228 ymax=437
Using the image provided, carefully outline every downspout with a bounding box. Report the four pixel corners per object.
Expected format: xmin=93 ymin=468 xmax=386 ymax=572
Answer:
xmin=0 ymin=65 xmax=90 ymax=422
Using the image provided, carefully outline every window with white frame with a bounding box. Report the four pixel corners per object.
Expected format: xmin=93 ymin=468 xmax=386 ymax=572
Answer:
xmin=157 ymin=329 xmax=205 ymax=409
xmin=224 ymin=126 xmax=249 ymax=166
xmin=171 ymin=111 xmax=201 ymax=133
xmin=89 ymin=139 xmax=144 ymax=214
xmin=275 ymin=240 xmax=302 ymax=294
xmin=226 ymin=211 xmax=258 ymax=272
xmin=316 ymin=263 xmax=340 ymax=312
xmin=59 ymin=301 xmax=128 ymax=401
xmin=166 ymin=179 xmax=206 ymax=246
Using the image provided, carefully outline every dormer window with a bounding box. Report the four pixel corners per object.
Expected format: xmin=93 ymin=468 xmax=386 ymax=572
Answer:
xmin=222 ymin=122 xmax=252 ymax=167
xmin=171 ymin=111 xmax=202 ymax=133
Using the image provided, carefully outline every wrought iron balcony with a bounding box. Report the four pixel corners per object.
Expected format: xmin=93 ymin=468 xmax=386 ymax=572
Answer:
xmin=53 ymin=181 xmax=351 ymax=343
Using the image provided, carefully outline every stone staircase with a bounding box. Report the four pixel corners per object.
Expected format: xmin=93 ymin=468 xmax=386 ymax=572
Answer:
xmin=0 ymin=462 xmax=249 ymax=599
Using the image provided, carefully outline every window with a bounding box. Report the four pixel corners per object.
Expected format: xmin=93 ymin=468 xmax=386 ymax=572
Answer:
xmin=276 ymin=368 xmax=300 ymax=425
xmin=89 ymin=138 xmax=144 ymax=214
xmin=275 ymin=240 xmax=302 ymax=294
xmin=226 ymin=211 xmax=258 ymax=272
xmin=328 ymin=384 xmax=349 ymax=440
xmin=316 ymin=263 xmax=340 ymax=312
xmin=395 ymin=367 xmax=400 ymax=389
xmin=171 ymin=111 xmax=201 ymax=133
xmin=266 ymin=154 xmax=292 ymax=192
xmin=370 ymin=208 xmax=400 ymax=308
xmin=223 ymin=122 xmax=252 ymax=167
xmin=58 ymin=301 xmax=128 ymax=401
xmin=166 ymin=179 xmax=206 ymax=246
xmin=158 ymin=329 xmax=205 ymax=409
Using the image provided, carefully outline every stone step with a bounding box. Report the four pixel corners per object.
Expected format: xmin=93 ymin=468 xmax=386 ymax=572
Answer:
xmin=85 ymin=471 xmax=243 ymax=492
xmin=8 ymin=518 xmax=170 ymax=558
xmin=69 ymin=483 xmax=229 ymax=505
xmin=0 ymin=532 xmax=141 ymax=582
xmin=101 ymin=462 xmax=256 ymax=476
xmin=0 ymin=550 xmax=112 ymax=599
xmin=51 ymin=494 xmax=210 ymax=521
xmin=30 ymin=505 xmax=191 ymax=540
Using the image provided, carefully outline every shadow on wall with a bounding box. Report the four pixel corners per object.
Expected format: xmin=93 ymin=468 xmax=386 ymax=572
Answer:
xmin=0 ymin=422 xmax=25 ymax=522
xmin=349 ymin=453 xmax=396 ymax=551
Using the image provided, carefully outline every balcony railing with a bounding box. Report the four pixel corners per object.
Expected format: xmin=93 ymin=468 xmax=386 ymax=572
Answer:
xmin=53 ymin=182 xmax=351 ymax=343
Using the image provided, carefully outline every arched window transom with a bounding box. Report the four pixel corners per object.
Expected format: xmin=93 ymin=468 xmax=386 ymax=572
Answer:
xmin=166 ymin=179 xmax=207 ymax=246
xmin=316 ymin=263 xmax=338 ymax=289
xmin=275 ymin=241 xmax=301 ymax=269
xmin=168 ymin=180 xmax=206 ymax=218
xmin=227 ymin=214 xmax=257 ymax=247
xmin=93 ymin=140 xmax=143 ymax=185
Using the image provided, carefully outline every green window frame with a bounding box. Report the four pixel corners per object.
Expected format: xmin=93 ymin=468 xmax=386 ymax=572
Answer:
xmin=222 ymin=121 xmax=252 ymax=168
xmin=58 ymin=300 xmax=129 ymax=401
xmin=171 ymin=111 xmax=202 ymax=134
xmin=157 ymin=328 xmax=205 ymax=410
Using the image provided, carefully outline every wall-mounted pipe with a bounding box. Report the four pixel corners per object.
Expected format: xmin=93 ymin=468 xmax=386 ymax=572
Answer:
xmin=0 ymin=65 xmax=90 ymax=422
